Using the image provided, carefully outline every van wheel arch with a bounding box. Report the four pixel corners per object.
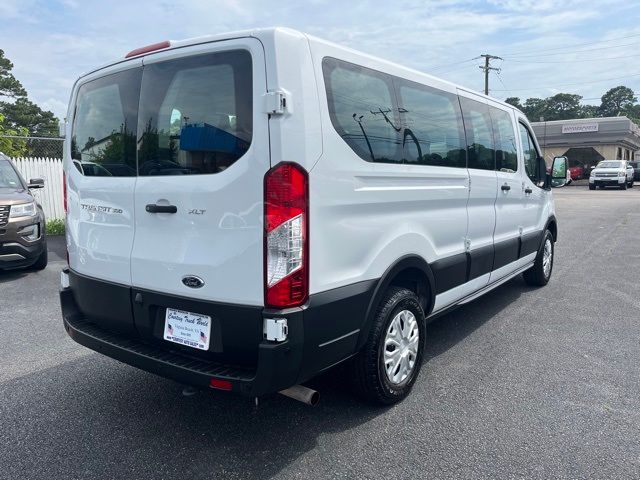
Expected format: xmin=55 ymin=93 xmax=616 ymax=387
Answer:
xmin=356 ymin=256 xmax=435 ymax=352
xmin=545 ymin=216 xmax=558 ymax=242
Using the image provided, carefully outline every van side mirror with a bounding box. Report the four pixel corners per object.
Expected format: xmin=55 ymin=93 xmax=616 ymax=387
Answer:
xmin=550 ymin=156 xmax=568 ymax=188
xmin=28 ymin=178 xmax=45 ymax=189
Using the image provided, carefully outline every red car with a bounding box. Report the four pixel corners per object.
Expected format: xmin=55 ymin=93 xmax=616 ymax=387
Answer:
xmin=568 ymin=164 xmax=585 ymax=180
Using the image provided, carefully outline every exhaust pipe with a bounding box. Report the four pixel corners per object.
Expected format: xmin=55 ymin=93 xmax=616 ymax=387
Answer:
xmin=279 ymin=385 xmax=320 ymax=406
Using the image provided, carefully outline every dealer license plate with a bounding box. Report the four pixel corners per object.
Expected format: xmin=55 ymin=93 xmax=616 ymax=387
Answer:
xmin=164 ymin=308 xmax=211 ymax=350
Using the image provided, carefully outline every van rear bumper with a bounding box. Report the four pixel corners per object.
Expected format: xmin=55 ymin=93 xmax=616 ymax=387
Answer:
xmin=60 ymin=269 xmax=377 ymax=397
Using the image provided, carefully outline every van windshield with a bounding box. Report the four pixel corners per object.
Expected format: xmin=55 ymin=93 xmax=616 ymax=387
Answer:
xmin=71 ymin=50 xmax=253 ymax=177
xmin=0 ymin=160 xmax=23 ymax=189
xmin=597 ymin=161 xmax=622 ymax=169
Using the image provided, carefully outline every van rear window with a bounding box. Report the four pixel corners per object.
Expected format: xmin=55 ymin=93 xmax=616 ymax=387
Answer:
xmin=71 ymin=68 xmax=141 ymax=177
xmin=71 ymin=50 xmax=252 ymax=177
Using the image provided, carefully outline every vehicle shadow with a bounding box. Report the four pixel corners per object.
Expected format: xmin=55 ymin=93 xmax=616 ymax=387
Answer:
xmin=425 ymin=275 xmax=533 ymax=361
xmin=1 ymin=276 xmax=534 ymax=480
xmin=0 ymin=268 xmax=29 ymax=284
xmin=0 ymin=235 xmax=65 ymax=283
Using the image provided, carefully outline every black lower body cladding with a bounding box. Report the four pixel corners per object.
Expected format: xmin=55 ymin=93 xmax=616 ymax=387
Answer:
xmin=60 ymin=269 xmax=378 ymax=396
xmin=0 ymin=214 xmax=46 ymax=269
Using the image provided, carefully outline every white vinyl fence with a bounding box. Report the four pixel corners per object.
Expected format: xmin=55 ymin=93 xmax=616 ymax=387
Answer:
xmin=12 ymin=157 xmax=64 ymax=220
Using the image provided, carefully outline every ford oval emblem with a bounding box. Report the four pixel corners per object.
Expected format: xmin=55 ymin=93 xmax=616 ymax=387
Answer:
xmin=182 ymin=275 xmax=205 ymax=289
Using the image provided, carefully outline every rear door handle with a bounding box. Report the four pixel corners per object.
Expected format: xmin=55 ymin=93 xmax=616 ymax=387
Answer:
xmin=501 ymin=184 xmax=511 ymax=191
xmin=524 ymin=187 xmax=533 ymax=194
xmin=145 ymin=204 xmax=177 ymax=214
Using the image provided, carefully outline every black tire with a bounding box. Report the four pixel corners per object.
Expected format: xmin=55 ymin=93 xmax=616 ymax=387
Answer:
xmin=352 ymin=286 xmax=426 ymax=405
xmin=629 ymin=180 xmax=634 ymax=188
xmin=620 ymin=182 xmax=627 ymax=190
xmin=588 ymin=184 xmax=595 ymax=190
xmin=31 ymin=244 xmax=48 ymax=271
xmin=523 ymin=230 xmax=554 ymax=287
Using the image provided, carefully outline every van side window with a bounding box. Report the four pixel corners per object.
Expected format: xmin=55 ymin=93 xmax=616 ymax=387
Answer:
xmin=518 ymin=122 xmax=540 ymax=183
xmin=397 ymin=81 xmax=466 ymax=167
xmin=459 ymin=97 xmax=495 ymax=171
xmin=323 ymin=58 xmax=401 ymax=163
xmin=71 ymin=68 xmax=141 ymax=177
xmin=490 ymin=108 xmax=518 ymax=173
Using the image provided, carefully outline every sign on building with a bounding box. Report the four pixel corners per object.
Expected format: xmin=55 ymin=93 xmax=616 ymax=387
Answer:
xmin=562 ymin=123 xmax=599 ymax=134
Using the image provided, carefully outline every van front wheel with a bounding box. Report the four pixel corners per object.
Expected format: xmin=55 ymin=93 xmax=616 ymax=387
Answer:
xmin=352 ymin=286 xmax=426 ymax=405
xmin=523 ymin=230 xmax=554 ymax=287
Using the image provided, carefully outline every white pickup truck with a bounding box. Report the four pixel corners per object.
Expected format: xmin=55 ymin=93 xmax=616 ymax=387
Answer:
xmin=589 ymin=160 xmax=635 ymax=190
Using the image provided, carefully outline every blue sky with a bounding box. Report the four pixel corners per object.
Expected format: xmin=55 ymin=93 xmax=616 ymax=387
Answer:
xmin=1 ymin=0 xmax=639 ymax=120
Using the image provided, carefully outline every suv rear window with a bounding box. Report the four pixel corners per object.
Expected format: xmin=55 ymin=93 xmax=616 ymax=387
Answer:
xmin=71 ymin=50 xmax=252 ymax=177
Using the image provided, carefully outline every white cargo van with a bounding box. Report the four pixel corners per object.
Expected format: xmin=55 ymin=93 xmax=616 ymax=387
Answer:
xmin=60 ymin=28 xmax=568 ymax=405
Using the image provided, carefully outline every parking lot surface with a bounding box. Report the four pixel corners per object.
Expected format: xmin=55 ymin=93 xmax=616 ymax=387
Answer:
xmin=2 ymin=186 xmax=639 ymax=480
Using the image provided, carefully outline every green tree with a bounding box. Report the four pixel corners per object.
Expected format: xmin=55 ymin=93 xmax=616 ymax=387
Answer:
xmin=0 ymin=113 xmax=28 ymax=156
xmin=626 ymin=104 xmax=640 ymax=123
xmin=504 ymin=97 xmax=523 ymax=110
xmin=579 ymin=104 xmax=598 ymax=118
xmin=0 ymin=49 xmax=27 ymax=99
xmin=544 ymin=93 xmax=583 ymax=121
xmin=0 ymin=97 xmax=58 ymax=137
xmin=522 ymin=98 xmax=548 ymax=121
xmin=96 ymin=124 xmax=136 ymax=165
xmin=598 ymin=86 xmax=637 ymax=117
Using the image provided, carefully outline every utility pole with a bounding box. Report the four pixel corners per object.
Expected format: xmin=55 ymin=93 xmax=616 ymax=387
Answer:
xmin=479 ymin=54 xmax=502 ymax=95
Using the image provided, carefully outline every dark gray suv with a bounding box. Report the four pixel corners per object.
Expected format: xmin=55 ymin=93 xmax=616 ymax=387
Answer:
xmin=0 ymin=153 xmax=47 ymax=270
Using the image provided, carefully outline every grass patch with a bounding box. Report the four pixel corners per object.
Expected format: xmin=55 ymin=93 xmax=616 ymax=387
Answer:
xmin=46 ymin=218 xmax=65 ymax=236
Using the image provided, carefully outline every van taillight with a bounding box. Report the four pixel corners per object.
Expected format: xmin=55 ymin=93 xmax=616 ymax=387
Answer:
xmin=264 ymin=163 xmax=309 ymax=309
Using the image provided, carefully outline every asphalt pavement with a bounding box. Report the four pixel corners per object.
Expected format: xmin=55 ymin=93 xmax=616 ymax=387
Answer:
xmin=1 ymin=186 xmax=639 ymax=479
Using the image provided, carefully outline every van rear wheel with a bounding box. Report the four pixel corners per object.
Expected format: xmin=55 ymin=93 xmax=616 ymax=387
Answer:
xmin=523 ymin=230 xmax=554 ymax=287
xmin=352 ymin=286 xmax=426 ymax=405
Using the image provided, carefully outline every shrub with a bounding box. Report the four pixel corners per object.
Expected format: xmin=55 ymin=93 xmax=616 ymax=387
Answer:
xmin=45 ymin=218 xmax=65 ymax=236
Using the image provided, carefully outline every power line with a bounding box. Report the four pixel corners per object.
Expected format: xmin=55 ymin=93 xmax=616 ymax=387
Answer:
xmin=434 ymin=62 xmax=480 ymax=75
xmin=491 ymin=72 xmax=640 ymax=92
xmin=502 ymin=41 xmax=639 ymax=59
xmin=493 ymin=70 xmax=512 ymax=98
xmin=479 ymin=54 xmax=502 ymax=95
xmin=500 ymin=32 xmax=640 ymax=56
xmin=506 ymin=52 xmax=640 ymax=64
xmin=428 ymin=56 xmax=480 ymax=71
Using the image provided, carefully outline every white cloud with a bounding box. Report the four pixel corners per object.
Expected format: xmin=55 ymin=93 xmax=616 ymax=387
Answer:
xmin=0 ymin=0 xmax=638 ymax=119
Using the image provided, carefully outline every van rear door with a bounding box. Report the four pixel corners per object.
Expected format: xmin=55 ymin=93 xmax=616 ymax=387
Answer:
xmin=67 ymin=60 xmax=142 ymax=286
xmin=130 ymin=39 xmax=269 ymax=306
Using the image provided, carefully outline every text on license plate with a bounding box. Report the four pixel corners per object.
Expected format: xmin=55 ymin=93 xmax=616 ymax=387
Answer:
xmin=164 ymin=308 xmax=211 ymax=350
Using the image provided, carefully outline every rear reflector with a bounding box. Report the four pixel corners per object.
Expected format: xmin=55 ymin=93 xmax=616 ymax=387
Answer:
xmin=125 ymin=40 xmax=170 ymax=58
xmin=209 ymin=378 xmax=232 ymax=391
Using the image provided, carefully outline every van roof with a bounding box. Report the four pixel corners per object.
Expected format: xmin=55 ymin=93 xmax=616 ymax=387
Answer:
xmin=79 ymin=26 xmax=519 ymax=114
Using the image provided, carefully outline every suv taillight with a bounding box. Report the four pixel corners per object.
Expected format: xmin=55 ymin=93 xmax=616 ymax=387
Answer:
xmin=264 ymin=163 xmax=309 ymax=309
